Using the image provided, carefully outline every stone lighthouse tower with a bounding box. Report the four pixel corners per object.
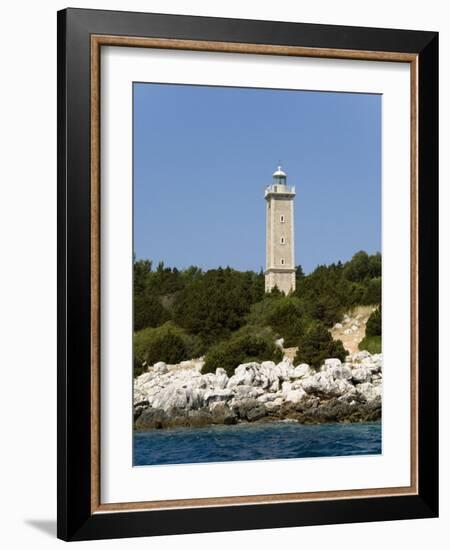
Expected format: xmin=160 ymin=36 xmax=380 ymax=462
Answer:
xmin=265 ymin=166 xmax=296 ymax=294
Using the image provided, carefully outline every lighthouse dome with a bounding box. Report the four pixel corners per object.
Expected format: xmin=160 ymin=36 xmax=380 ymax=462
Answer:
xmin=273 ymin=166 xmax=287 ymax=178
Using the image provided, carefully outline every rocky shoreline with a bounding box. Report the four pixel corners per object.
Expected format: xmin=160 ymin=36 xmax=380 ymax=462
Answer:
xmin=134 ymin=351 xmax=382 ymax=430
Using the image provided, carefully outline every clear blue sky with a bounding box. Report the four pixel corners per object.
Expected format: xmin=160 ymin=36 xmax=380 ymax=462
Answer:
xmin=133 ymin=83 xmax=381 ymax=274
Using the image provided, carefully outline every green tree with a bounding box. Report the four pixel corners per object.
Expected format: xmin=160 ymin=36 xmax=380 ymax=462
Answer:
xmin=344 ymin=250 xmax=371 ymax=282
xmin=294 ymin=322 xmax=347 ymax=369
xmin=133 ymin=322 xmax=200 ymax=376
xmin=173 ymin=267 xmax=262 ymax=347
xmin=133 ymin=257 xmax=152 ymax=294
xmin=361 ymin=277 xmax=381 ymax=305
xmin=366 ymin=306 xmax=382 ymax=336
xmin=134 ymin=293 xmax=170 ymax=331
xmin=264 ymin=297 xmax=307 ymax=347
xmin=203 ymin=328 xmax=283 ymax=376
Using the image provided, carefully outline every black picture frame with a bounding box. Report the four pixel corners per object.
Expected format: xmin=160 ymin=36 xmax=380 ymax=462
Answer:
xmin=57 ymin=7 xmax=438 ymax=541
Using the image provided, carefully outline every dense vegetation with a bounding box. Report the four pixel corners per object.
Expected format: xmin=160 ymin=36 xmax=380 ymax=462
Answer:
xmin=133 ymin=251 xmax=381 ymax=376
xmin=203 ymin=326 xmax=283 ymax=376
xmin=294 ymin=323 xmax=347 ymax=368
xmin=359 ymin=306 xmax=382 ymax=354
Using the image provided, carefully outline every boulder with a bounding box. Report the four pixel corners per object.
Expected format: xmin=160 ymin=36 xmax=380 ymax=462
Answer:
xmin=153 ymin=361 xmax=168 ymax=374
xmin=265 ymin=397 xmax=284 ymax=412
xmin=330 ymin=365 xmax=353 ymax=381
xmin=355 ymin=382 xmax=381 ymax=402
xmin=209 ymin=402 xmax=237 ymax=425
xmin=234 ymin=398 xmax=267 ymax=421
xmin=351 ymin=350 xmax=371 ymax=363
xmin=150 ymin=385 xmax=204 ymax=411
xmin=233 ymin=385 xmax=262 ymax=400
xmin=203 ymin=369 xmax=229 ymax=389
xmin=276 ymin=361 xmax=295 ymax=381
xmin=292 ymin=364 xmax=314 ymax=379
xmin=301 ymin=372 xmax=354 ymax=398
xmin=135 ymin=407 xmax=167 ymax=429
xmin=257 ymin=393 xmax=278 ymax=404
xmin=204 ymin=388 xmax=233 ymax=407
xmin=284 ymin=388 xmax=307 ymax=404
xmin=228 ymin=363 xmax=258 ymax=387
xmin=186 ymin=409 xmax=214 ymax=427
xmin=324 ymin=358 xmax=342 ymax=369
xmin=269 ymin=378 xmax=280 ymax=392
xmin=215 ymin=368 xmax=229 ymax=388
xmin=351 ymin=367 xmax=372 ymax=384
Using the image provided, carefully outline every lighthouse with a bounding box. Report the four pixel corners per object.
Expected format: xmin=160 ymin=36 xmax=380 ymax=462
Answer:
xmin=264 ymin=166 xmax=296 ymax=294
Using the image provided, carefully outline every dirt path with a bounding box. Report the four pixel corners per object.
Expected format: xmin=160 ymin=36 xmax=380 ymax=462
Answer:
xmin=330 ymin=305 xmax=377 ymax=355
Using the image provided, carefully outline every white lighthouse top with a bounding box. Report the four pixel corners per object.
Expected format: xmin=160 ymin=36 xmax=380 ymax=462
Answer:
xmin=273 ymin=165 xmax=287 ymax=177
xmin=265 ymin=165 xmax=295 ymax=198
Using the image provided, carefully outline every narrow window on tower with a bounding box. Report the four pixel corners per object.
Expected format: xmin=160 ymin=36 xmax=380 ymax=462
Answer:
xmin=280 ymin=236 xmax=285 ymax=244
xmin=280 ymin=215 xmax=285 ymax=223
xmin=281 ymin=258 xmax=285 ymax=265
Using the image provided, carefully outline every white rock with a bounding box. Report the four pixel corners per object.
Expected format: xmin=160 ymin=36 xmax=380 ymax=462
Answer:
xmin=355 ymin=382 xmax=381 ymax=402
xmin=276 ymin=361 xmax=295 ymax=381
xmin=269 ymin=379 xmax=280 ymax=392
xmin=257 ymin=393 xmax=278 ymax=404
xmin=351 ymin=350 xmax=371 ymax=362
xmin=334 ymin=323 xmax=343 ymax=329
xmin=330 ymin=365 xmax=353 ymax=381
xmin=285 ymin=388 xmax=307 ymax=404
xmin=292 ymin=364 xmax=315 ymax=379
xmin=338 ymin=386 xmax=358 ymax=402
xmin=204 ymin=388 xmax=233 ymax=406
xmin=351 ymin=367 xmax=372 ymax=384
xmin=150 ymin=386 xmax=193 ymax=411
xmin=233 ymin=385 xmax=261 ymax=399
xmin=324 ymin=358 xmax=342 ymax=369
xmin=228 ymin=363 xmax=258 ymax=387
xmin=136 ymin=372 xmax=152 ymax=385
xmin=265 ymin=397 xmax=284 ymax=411
xmin=153 ymin=361 xmax=168 ymax=374
xmin=275 ymin=338 xmax=284 ymax=348
xmin=213 ymin=368 xmax=229 ymax=389
xmin=301 ymin=372 xmax=353 ymax=397
xmin=290 ymin=379 xmax=305 ymax=390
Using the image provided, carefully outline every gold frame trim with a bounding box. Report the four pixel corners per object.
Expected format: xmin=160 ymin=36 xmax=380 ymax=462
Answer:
xmin=90 ymin=35 xmax=419 ymax=514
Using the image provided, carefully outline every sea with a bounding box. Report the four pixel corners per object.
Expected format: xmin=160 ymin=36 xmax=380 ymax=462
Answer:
xmin=133 ymin=421 xmax=381 ymax=466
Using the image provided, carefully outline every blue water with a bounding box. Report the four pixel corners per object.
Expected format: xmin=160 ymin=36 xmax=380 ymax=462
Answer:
xmin=133 ymin=421 xmax=381 ymax=466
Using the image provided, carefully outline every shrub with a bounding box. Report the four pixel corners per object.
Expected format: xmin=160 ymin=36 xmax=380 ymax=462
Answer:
xmin=366 ymin=307 xmax=382 ymax=336
xmin=294 ymin=322 xmax=347 ymax=369
xmin=133 ymin=322 xmax=199 ymax=376
xmin=359 ymin=335 xmax=382 ymax=354
xmin=203 ymin=328 xmax=283 ymax=376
